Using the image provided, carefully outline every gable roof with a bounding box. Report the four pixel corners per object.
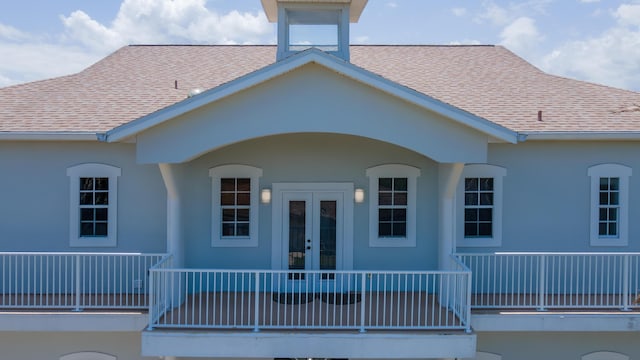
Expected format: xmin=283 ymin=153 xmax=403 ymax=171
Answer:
xmin=104 ymin=48 xmax=517 ymax=143
xmin=0 ymin=45 xmax=639 ymax=140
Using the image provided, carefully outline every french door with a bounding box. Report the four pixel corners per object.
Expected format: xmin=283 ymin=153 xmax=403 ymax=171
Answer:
xmin=284 ymin=191 xmax=340 ymax=275
xmin=272 ymin=183 xmax=354 ymax=274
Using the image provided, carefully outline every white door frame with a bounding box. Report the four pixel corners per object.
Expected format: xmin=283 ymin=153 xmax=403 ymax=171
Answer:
xmin=271 ymin=182 xmax=354 ymax=271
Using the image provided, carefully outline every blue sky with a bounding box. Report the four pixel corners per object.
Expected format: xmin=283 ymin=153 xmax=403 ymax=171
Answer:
xmin=0 ymin=0 xmax=639 ymax=91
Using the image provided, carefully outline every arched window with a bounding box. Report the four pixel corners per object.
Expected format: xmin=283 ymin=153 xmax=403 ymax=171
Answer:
xmin=60 ymin=352 xmax=116 ymax=360
xmin=67 ymin=163 xmax=121 ymax=247
xmin=582 ymin=351 xmax=629 ymax=360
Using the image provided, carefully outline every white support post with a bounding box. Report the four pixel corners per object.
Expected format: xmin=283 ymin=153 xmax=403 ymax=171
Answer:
xmin=437 ymin=163 xmax=464 ymax=270
xmin=622 ymin=254 xmax=630 ymax=311
xmin=158 ymin=163 xmax=184 ymax=268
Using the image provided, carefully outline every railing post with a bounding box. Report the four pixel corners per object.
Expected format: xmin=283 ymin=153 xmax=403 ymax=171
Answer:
xmin=537 ymin=255 xmax=546 ymax=311
xmin=359 ymin=272 xmax=366 ymax=333
xmin=148 ymin=269 xmax=155 ymax=330
xmin=254 ymin=271 xmax=260 ymax=332
xmin=73 ymin=255 xmax=82 ymax=312
xmin=622 ymin=255 xmax=630 ymax=311
xmin=465 ymin=271 xmax=472 ymax=333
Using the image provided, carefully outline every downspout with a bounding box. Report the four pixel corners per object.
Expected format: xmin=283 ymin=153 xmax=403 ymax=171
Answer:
xmin=438 ymin=163 xmax=464 ymax=271
xmin=158 ymin=163 xmax=184 ymax=268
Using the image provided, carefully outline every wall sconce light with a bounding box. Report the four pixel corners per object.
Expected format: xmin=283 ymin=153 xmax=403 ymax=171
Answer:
xmin=355 ymin=188 xmax=365 ymax=203
xmin=261 ymin=188 xmax=272 ymax=204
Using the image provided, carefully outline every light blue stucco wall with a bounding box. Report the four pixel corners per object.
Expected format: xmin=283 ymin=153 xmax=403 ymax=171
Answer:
xmin=181 ymin=133 xmax=440 ymax=270
xmin=0 ymin=141 xmax=166 ymax=252
xmin=459 ymin=141 xmax=640 ymax=252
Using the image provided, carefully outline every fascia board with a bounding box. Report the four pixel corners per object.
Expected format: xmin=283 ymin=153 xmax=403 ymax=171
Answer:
xmin=105 ymin=48 xmax=518 ymax=144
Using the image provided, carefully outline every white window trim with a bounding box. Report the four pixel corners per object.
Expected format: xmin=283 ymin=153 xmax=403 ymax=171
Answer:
xmin=67 ymin=163 xmax=121 ymax=247
xmin=457 ymin=164 xmax=506 ymax=248
xmin=588 ymin=163 xmax=632 ymax=247
xmin=209 ymin=164 xmax=262 ymax=247
xmin=366 ymin=164 xmax=420 ymax=247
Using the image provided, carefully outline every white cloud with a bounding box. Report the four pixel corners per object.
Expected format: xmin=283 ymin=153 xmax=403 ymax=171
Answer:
xmin=499 ymin=17 xmax=542 ymax=56
xmin=387 ymin=2 xmax=398 ymax=8
xmin=474 ymin=2 xmax=510 ymax=26
xmin=0 ymin=0 xmax=273 ymax=87
xmin=353 ymin=35 xmax=370 ymax=44
xmin=541 ymin=3 xmax=640 ymax=90
xmin=452 ymin=7 xmax=467 ymax=17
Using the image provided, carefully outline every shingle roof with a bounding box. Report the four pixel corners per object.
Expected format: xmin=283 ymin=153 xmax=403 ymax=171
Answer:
xmin=0 ymin=45 xmax=639 ymax=134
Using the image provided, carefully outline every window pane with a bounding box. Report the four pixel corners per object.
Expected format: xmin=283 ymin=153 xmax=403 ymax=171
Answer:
xmin=80 ymin=223 xmax=94 ymax=236
xmin=95 ymin=223 xmax=108 ymax=236
xmin=379 ymin=223 xmax=391 ymax=237
xmin=80 ymin=192 xmax=93 ymax=205
xmin=599 ymin=208 xmax=608 ymax=221
xmin=479 ymin=192 xmax=493 ymax=205
xmin=392 ymin=223 xmax=406 ymax=236
xmin=479 ymin=178 xmax=493 ymax=191
xmin=610 ymin=177 xmax=619 ymax=191
xmin=237 ymin=208 xmax=250 ymax=222
xmin=609 ymin=192 xmax=619 ymax=205
xmin=465 ymin=193 xmax=478 ymax=206
xmin=379 ymin=178 xmax=392 ymax=191
xmin=599 ymin=192 xmax=608 ymax=205
xmin=222 ymin=209 xmax=236 ymax=221
xmin=236 ymin=223 xmax=250 ymax=236
xmin=236 ymin=178 xmax=250 ymax=191
xmin=237 ymin=193 xmax=250 ymax=206
xmin=94 ymin=178 xmax=109 ymax=191
xmin=609 ymin=208 xmax=618 ymax=221
xmin=80 ymin=208 xmax=94 ymax=221
xmin=465 ymin=178 xmax=478 ymax=191
xmin=464 ymin=223 xmax=477 ymax=237
xmin=479 ymin=208 xmax=492 ymax=221
xmin=465 ymin=209 xmax=478 ymax=221
xmin=394 ymin=192 xmax=407 ymax=205
xmin=222 ymin=223 xmax=235 ymax=236
xmin=94 ymin=192 xmax=108 ymax=205
xmin=478 ymin=223 xmax=492 ymax=236
xmin=394 ymin=178 xmax=407 ymax=191
xmin=221 ymin=178 xmax=235 ymax=192
xmin=379 ymin=209 xmax=392 ymax=221
xmin=600 ymin=177 xmax=609 ymax=191
xmin=392 ymin=209 xmax=406 ymax=222
xmin=379 ymin=192 xmax=392 ymax=205
xmin=80 ymin=178 xmax=94 ymax=191
xmin=598 ymin=223 xmax=607 ymax=236
xmin=608 ymin=223 xmax=618 ymax=236
xmin=221 ymin=193 xmax=235 ymax=206
xmin=95 ymin=208 xmax=108 ymax=221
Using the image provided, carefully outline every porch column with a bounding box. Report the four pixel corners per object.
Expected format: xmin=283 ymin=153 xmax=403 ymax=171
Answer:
xmin=438 ymin=163 xmax=464 ymax=270
xmin=159 ymin=163 xmax=184 ymax=268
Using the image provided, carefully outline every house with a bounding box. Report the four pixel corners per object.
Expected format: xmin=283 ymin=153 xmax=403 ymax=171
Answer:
xmin=1 ymin=0 xmax=640 ymax=359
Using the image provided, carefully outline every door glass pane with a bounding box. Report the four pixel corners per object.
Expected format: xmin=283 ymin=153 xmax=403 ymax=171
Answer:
xmin=288 ymin=201 xmax=306 ymax=271
xmin=319 ymin=200 xmax=337 ymax=271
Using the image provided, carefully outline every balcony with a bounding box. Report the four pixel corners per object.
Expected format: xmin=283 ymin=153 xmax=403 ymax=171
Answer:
xmin=0 ymin=252 xmax=167 ymax=331
xmin=142 ymin=256 xmax=475 ymax=358
xmin=458 ymin=252 xmax=640 ymax=332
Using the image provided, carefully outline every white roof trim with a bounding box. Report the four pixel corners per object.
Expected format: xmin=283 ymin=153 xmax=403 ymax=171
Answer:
xmin=0 ymin=132 xmax=98 ymax=141
xmin=522 ymin=132 xmax=640 ymax=141
xmin=104 ymin=48 xmax=518 ymax=144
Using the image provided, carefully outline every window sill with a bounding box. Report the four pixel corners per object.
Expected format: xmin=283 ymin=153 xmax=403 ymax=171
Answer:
xmin=590 ymin=238 xmax=628 ymax=247
xmin=212 ymin=238 xmax=258 ymax=248
xmin=457 ymin=237 xmax=501 ymax=247
xmin=369 ymin=237 xmax=416 ymax=248
xmin=70 ymin=237 xmax=117 ymax=247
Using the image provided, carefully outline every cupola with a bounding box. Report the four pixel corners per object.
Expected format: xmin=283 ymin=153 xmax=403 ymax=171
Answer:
xmin=261 ymin=0 xmax=368 ymax=62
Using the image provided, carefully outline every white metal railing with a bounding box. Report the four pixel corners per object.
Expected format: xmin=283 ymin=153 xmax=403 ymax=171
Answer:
xmin=0 ymin=252 xmax=167 ymax=310
xmin=147 ymin=269 xmax=472 ymax=332
xmin=457 ymin=252 xmax=640 ymax=310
